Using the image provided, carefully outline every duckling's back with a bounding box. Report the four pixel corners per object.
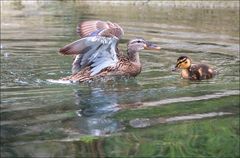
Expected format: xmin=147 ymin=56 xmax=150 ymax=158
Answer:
xmin=189 ymin=64 xmax=217 ymax=80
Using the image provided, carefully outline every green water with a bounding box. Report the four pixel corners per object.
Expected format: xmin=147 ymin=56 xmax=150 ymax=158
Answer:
xmin=1 ymin=1 xmax=239 ymax=157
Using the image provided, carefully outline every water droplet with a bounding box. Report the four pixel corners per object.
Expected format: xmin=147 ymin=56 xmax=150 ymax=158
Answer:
xmin=76 ymin=110 xmax=82 ymax=117
xmin=4 ymin=53 xmax=9 ymax=58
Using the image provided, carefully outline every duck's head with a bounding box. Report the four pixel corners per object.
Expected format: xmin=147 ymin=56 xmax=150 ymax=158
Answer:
xmin=173 ymin=56 xmax=192 ymax=71
xmin=127 ymin=38 xmax=161 ymax=52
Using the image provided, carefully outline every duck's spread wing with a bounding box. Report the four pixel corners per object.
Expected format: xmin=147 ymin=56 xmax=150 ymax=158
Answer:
xmin=77 ymin=20 xmax=124 ymax=39
xmin=59 ymin=36 xmax=119 ymax=76
xmin=59 ymin=36 xmax=103 ymax=55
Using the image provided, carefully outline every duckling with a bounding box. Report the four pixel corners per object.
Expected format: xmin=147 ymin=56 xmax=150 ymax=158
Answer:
xmin=59 ymin=20 xmax=161 ymax=82
xmin=172 ymin=56 xmax=217 ymax=80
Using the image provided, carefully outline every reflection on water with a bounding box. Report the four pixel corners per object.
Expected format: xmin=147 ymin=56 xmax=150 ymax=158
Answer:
xmin=71 ymin=79 xmax=143 ymax=135
xmin=1 ymin=1 xmax=239 ymax=157
xmin=74 ymin=87 xmax=121 ymax=135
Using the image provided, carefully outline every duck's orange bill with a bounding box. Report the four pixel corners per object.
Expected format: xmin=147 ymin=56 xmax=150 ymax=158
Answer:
xmin=144 ymin=43 xmax=161 ymax=50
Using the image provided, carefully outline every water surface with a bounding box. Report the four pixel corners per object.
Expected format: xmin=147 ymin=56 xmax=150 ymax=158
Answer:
xmin=1 ymin=1 xmax=239 ymax=157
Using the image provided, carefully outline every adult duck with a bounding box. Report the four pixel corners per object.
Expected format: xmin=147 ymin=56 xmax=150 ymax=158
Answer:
xmin=59 ymin=20 xmax=161 ymax=82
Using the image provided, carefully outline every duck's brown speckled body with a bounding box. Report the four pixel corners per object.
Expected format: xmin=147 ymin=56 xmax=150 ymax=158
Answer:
xmin=173 ymin=56 xmax=217 ymax=80
xmin=59 ymin=20 xmax=160 ymax=82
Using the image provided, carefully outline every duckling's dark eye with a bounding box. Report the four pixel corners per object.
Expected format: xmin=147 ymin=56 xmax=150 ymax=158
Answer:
xmin=137 ymin=40 xmax=141 ymax=43
xmin=184 ymin=61 xmax=188 ymax=64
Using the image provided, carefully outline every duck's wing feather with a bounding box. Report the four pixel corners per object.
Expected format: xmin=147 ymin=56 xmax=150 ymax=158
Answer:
xmin=59 ymin=36 xmax=119 ymax=76
xmin=77 ymin=20 xmax=124 ymax=39
xmin=59 ymin=36 xmax=103 ymax=55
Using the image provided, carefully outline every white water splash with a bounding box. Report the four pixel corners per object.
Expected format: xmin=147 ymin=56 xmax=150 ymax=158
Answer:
xmin=46 ymin=79 xmax=78 ymax=84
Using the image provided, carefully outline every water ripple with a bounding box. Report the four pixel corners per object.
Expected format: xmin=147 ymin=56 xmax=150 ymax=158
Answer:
xmin=120 ymin=90 xmax=240 ymax=109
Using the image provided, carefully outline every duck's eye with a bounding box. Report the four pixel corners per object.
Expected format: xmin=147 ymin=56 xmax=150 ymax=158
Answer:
xmin=137 ymin=40 xmax=141 ymax=43
xmin=184 ymin=61 xmax=188 ymax=64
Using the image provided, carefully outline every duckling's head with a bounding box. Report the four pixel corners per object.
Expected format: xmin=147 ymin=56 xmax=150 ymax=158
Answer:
xmin=127 ymin=38 xmax=161 ymax=52
xmin=175 ymin=56 xmax=192 ymax=69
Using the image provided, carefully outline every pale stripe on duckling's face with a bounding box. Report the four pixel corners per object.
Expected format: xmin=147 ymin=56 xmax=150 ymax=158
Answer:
xmin=176 ymin=57 xmax=191 ymax=69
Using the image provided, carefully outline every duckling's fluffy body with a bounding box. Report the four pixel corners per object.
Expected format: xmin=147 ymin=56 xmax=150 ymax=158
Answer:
xmin=175 ymin=56 xmax=217 ymax=80
xmin=181 ymin=63 xmax=216 ymax=80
